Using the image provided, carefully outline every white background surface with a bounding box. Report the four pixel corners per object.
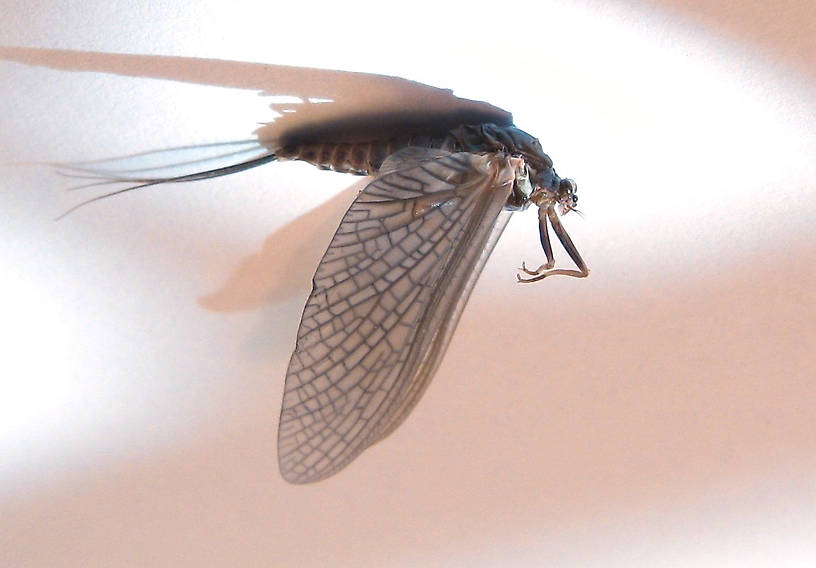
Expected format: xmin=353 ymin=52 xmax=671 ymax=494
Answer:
xmin=2 ymin=1 xmax=816 ymax=566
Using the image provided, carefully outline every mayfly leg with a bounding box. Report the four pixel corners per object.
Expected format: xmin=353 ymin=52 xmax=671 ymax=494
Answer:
xmin=518 ymin=206 xmax=589 ymax=282
xmin=520 ymin=207 xmax=556 ymax=275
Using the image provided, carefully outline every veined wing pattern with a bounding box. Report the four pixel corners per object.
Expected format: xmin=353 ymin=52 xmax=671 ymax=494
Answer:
xmin=278 ymin=149 xmax=519 ymax=483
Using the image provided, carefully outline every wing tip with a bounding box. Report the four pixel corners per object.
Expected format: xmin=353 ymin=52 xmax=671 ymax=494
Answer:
xmin=278 ymin=455 xmax=343 ymax=485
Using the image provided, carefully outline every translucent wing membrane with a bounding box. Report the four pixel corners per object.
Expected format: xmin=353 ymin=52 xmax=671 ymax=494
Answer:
xmin=278 ymin=150 xmax=518 ymax=483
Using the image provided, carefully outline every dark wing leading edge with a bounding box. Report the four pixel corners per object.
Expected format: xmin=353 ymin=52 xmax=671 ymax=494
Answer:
xmin=278 ymin=149 xmax=518 ymax=483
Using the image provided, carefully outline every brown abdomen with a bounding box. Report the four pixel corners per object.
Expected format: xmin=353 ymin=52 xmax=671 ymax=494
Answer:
xmin=275 ymin=135 xmax=447 ymax=176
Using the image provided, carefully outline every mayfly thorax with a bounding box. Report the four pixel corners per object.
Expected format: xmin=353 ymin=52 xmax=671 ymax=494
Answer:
xmin=65 ymin=120 xmax=588 ymax=483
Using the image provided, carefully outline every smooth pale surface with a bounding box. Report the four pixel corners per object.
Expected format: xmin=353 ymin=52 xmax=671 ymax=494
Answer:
xmin=1 ymin=1 xmax=815 ymax=566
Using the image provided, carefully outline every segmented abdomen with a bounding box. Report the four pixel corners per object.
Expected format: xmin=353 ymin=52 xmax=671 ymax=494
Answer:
xmin=275 ymin=135 xmax=448 ymax=176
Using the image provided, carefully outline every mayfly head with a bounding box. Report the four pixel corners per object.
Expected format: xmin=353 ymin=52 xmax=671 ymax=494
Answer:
xmin=556 ymin=178 xmax=578 ymax=215
xmin=529 ymin=169 xmax=577 ymax=215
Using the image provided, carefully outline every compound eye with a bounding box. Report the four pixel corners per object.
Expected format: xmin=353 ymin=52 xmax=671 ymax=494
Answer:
xmin=572 ymin=194 xmax=578 ymax=204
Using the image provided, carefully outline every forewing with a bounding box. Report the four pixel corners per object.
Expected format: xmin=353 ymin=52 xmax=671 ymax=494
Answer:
xmin=278 ymin=151 xmax=517 ymax=483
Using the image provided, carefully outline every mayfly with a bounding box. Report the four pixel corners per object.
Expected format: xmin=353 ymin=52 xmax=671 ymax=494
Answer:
xmin=65 ymin=121 xmax=588 ymax=483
